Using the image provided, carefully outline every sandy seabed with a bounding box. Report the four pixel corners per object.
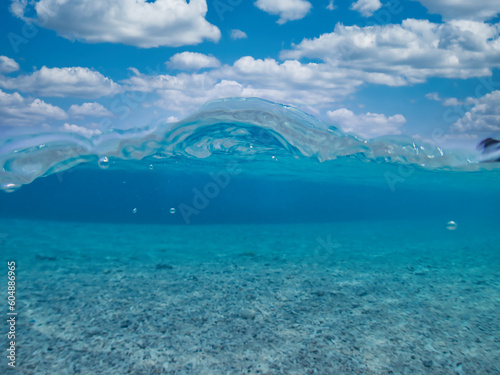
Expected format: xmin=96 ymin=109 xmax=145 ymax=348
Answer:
xmin=1 ymin=218 xmax=499 ymax=374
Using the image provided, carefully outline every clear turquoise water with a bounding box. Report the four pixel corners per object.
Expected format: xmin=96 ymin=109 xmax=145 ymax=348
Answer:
xmin=1 ymin=98 xmax=499 ymax=374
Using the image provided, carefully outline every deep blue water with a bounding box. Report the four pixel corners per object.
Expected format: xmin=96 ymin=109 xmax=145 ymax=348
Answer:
xmin=1 ymin=159 xmax=500 ymax=227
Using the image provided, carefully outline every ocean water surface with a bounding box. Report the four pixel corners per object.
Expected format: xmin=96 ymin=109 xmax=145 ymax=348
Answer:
xmin=1 ymin=98 xmax=499 ymax=374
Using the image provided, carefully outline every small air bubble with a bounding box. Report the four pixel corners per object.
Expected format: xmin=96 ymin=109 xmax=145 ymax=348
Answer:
xmin=149 ymin=164 xmax=154 ymax=170
xmin=98 ymin=156 xmax=110 ymax=169
xmin=170 ymin=208 xmax=176 ymax=214
xmin=446 ymin=221 xmax=457 ymax=231
xmin=132 ymin=208 xmax=138 ymax=214
xmin=2 ymin=183 xmax=20 ymax=193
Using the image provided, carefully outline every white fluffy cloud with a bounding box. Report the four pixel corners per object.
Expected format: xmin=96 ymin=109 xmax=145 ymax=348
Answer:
xmin=0 ymin=67 xmax=122 ymax=98
xmin=425 ymin=93 xmax=466 ymax=106
xmin=63 ymin=123 xmax=102 ymax=138
xmin=0 ymin=89 xmax=67 ymax=126
xmin=255 ymin=0 xmax=312 ymax=24
xmin=415 ymin=0 xmax=500 ymax=21
xmin=425 ymin=92 xmax=442 ymax=101
xmin=10 ymin=0 xmax=220 ymax=48
xmin=118 ymin=18 xmax=500 ymax=124
xmin=68 ymin=102 xmax=114 ymax=117
xmin=124 ymin=57 xmax=365 ymax=115
xmin=451 ymin=90 xmax=500 ymax=133
xmin=351 ymin=0 xmax=382 ymax=17
xmin=122 ymin=17 xmax=500 ymax=119
xmin=166 ymin=52 xmax=221 ymax=71
xmin=442 ymin=97 xmax=463 ymax=106
xmin=230 ymin=29 xmax=248 ymax=40
xmin=0 ymin=56 xmax=19 ymax=74
xmin=327 ymin=108 xmax=406 ymax=138
xmin=281 ymin=19 xmax=500 ymax=85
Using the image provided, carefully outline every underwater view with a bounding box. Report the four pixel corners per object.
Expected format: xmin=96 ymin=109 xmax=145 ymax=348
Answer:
xmin=1 ymin=98 xmax=500 ymax=374
xmin=2 ymin=0 xmax=500 ymax=374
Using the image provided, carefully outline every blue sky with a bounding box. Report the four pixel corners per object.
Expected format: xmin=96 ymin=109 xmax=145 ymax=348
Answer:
xmin=1 ymin=0 xmax=500 ymax=149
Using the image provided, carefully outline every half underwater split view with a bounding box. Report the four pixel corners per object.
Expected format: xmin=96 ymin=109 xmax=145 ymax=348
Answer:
xmin=1 ymin=98 xmax=500 ymax=374
xmin=2 ymin=0 xmax=500 ymax=374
